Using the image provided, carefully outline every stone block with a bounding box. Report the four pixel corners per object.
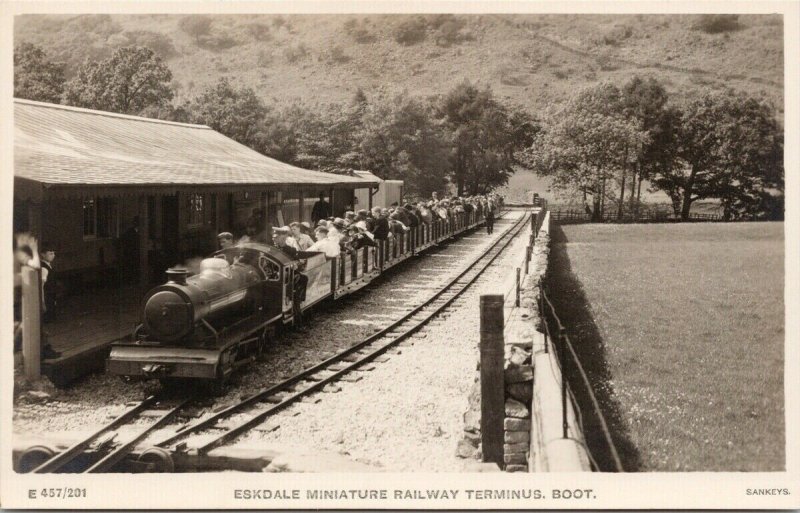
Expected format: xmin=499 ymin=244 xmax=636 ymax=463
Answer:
xmin=504 ymin=442 xmax=528 ymax=453
xmin=505 ymin=464 xmax=528 ymax=472
xmin=464 ymin=409 xmax=481 ymax=434
xmin=506 ymin=382 xmax=533 ymax=403
xmin=456 ymin=438 xmax=479 ymax=459
xmin=506 ymin=346 xmax=531 ymax=366
xmin=505 ymin=430 xmax=530 ymax=444
xmin=464 ymin=430 xmax=481 ymax=447
xmin=505 ymin=398 xmax=530 ymax=419
xmin=505 ymin=364 xmax=533 ymax=384
xmin=504 ymin=417 xmax=531 ymax=431
xmin=503 ymin=452 xmax=528 ymax=465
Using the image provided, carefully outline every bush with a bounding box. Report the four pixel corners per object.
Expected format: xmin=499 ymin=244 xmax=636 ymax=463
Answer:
xmin=115 ymin=30 xmax=176 ymax=58
xmin=602 ymin=24 xmax=633 ymax=46
xmin=283 ymin=43 xmax=308 ymax=63
xmin=179 ymin=15 xmax=213 ymax=44
xmin=327 ymin=45 xmax=350 ymax=64
xmin=343 ymin=18 xmax=375 ymax=43
xmin=272 ymin=16 xmax=286 ymax=29
xmin=693 ymin=14 xmax=741 ymax=34
xmin=245 ymin=23 xmax=272 ymax=41
xmin=394 ymin=16 xmax=427 ymax=45
xmin=435 ymin=18 xmax=468 ymax=47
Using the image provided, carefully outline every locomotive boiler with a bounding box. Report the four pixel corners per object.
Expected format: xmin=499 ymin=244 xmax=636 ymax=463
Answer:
xmin=108 ymin=243 xmax=299 ymax=383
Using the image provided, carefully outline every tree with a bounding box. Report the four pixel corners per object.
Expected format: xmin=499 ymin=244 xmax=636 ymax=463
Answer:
xmin=62 ymin=46 xmax=174 ymax=115
xmin=437 ymin=81 xmax=532 ymax=195
xmin=620 ymin=76 xmax=680 ymax=216
xmin=184 ymin=78 xmax=269 ymax=150
xmin=651 ymin=90 xmax=783 ymax=220
xmin=14 ymin=42 xmax=66 ymax=104
xmin=358 ymin=92 xmax=450 ymax=197
xmin=527 ymin=83 xmax=646 ymax=219
xmin=179 ymin=15 xmax=213 ymax=45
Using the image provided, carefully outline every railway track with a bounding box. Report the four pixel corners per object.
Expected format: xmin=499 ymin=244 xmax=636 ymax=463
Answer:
xmin=26 ymin=396 xmax=192 ymax=473
xmin=25 ymin=211 xmax=529 ymax=472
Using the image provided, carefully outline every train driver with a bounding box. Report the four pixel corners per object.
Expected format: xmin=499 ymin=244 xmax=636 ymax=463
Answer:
xmin=217 ymin=232 xmax=235 ymax=250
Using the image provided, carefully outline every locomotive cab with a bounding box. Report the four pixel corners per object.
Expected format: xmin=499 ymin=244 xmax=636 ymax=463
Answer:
xmin=211 ymin=243 xmax=295 ymax=322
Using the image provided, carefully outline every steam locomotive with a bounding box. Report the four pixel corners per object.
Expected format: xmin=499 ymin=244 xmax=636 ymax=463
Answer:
xmin=107 ymin=211 xmax=488 ymax=387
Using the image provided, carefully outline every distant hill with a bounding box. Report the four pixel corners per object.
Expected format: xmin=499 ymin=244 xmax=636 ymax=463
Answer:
xmin=14 ymin=13 xmax=784 ymax=115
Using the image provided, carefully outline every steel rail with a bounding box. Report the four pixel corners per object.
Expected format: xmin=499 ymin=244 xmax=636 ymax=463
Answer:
xmin=156 ymin=211 xmax=531 ymax=454
xmin=31 ymin=395 xmax=159 ymax=473
xmin=83 ymin=398 xmax=192 ymax=473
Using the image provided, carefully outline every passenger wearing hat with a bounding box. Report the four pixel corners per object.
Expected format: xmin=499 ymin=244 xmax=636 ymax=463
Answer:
xmin=307 ymin=226 xmax=340 ymax=259
xmin=217 ymin=232 xmax=235 ymax=250
xmin=273 ymin=226 xmax=301 ymax=258
xmin=328 ymin=218 xmax=346 ymax=242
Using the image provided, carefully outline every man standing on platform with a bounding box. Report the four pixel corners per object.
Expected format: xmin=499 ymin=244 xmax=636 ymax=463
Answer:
xmin=486 ymin=197 xmax=496 ymax=235
xmin=311 ymin=192 xmax=331 ymax=224
xmin=39 ymin=243 xmax=57 ymax=323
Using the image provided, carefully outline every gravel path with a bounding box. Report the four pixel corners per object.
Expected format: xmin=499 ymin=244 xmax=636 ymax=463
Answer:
xmin=239 ymin=212 xmax=532 ymax=471
xmin=13 ymin=213 xmax=525 ymax=447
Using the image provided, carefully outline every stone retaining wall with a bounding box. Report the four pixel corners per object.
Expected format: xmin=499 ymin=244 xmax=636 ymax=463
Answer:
xmin=458 ymin=210 xmax=591 ymax=472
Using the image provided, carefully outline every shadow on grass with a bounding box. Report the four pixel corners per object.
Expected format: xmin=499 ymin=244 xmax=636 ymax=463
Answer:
xmin=545 ymin=223 xmax=642 ymax=472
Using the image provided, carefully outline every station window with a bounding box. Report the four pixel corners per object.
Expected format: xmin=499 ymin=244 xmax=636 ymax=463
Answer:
xmin=83 ymin=198 xmax=118 ymax=239
xmin=188 ymin=193 xmax=204 ymax=228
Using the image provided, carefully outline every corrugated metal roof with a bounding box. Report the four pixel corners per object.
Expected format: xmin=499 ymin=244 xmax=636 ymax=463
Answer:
xmin=14 ymin=99 xmax=378 ymax=189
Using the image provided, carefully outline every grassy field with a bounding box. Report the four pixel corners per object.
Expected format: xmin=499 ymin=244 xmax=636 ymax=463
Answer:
xmin=546 ymin=222 xmax=784 ymax=471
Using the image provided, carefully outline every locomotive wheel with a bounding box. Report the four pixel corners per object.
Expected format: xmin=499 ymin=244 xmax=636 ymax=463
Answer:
xmin=137 ymin=447 xmax=175 ymax=473
xmin=18 ymin=445 xmax=55 ymax=473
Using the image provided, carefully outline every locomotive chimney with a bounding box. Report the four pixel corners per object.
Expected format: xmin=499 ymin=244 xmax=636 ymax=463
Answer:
xmin=165 ymin=267 xmax=189 ymax=285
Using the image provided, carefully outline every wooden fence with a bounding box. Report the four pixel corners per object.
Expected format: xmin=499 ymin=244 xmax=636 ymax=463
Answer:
xmin=549 ymin=209 xmax=723 ymax=224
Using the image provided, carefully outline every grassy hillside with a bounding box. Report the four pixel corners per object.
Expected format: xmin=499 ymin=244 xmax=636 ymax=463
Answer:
xmin=14 ymin=13 xmax=784 ymax=114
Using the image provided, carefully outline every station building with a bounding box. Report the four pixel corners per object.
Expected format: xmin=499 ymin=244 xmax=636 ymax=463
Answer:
xmin=13 ymin=99 xmax=379 ymax=288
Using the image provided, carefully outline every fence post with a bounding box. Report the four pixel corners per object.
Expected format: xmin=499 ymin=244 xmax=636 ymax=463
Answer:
xmin=480 ymin=294 xmax=505 ymax=466
xmin=525 ymin=246 xmax=531 ymax=275
xmin=21 ymin=267 xmax=42 ymax=380
xmin=540 ymin=282 xmax=548 ymax=354
xmin=515 ymin=267 xmax=521 ymax=307
xmin=559 ymin=326 xmax=568 ymax=439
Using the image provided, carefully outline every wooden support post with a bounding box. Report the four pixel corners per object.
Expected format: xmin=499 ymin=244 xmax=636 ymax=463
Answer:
xmin=480 ymin=294 xmax=505 ymax=466
xmin=516 ymin=268 xmax=521 ymax=306
xmin=21 ymin=266 xmax=42 ymax=379
xmin=298 ymin=193 xmax=304 ymax=223
xmin=330 ymin=258 xmax=337 ymax=293
xmin=139 ymin=199 xmax=149 ymax=288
